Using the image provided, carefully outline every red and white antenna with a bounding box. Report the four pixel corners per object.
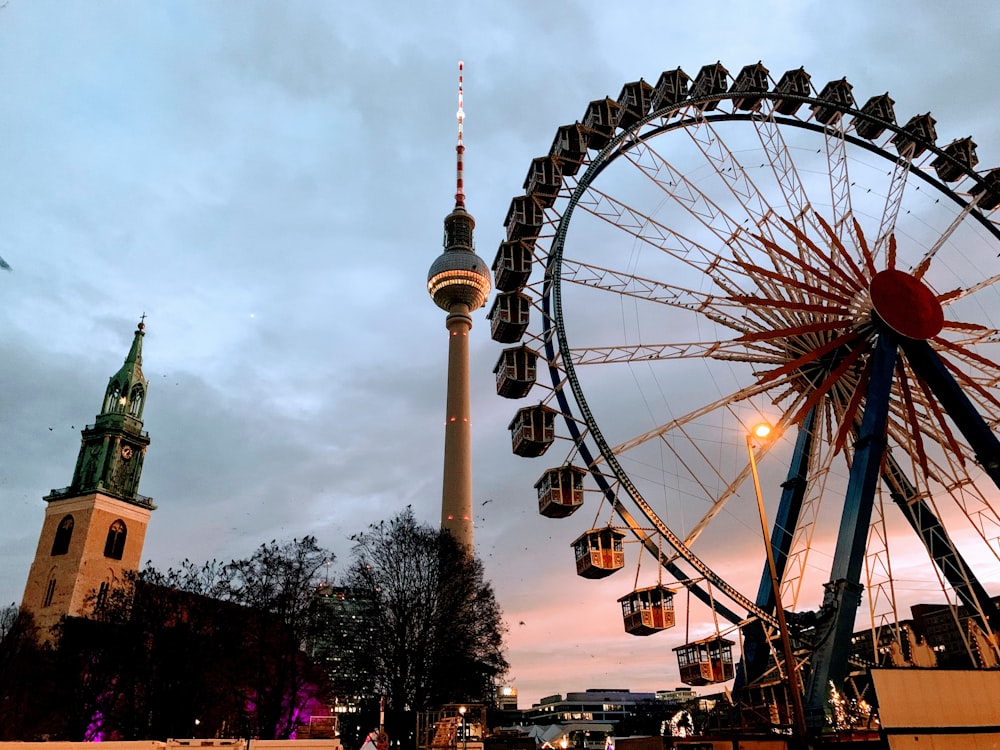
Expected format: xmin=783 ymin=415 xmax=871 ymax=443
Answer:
xmin=455 ymin=60 xmax=466 ymax=208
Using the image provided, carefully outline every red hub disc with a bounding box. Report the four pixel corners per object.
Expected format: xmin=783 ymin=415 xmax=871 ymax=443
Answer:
xmin=869 ymin=269 xmax=944 ymax=340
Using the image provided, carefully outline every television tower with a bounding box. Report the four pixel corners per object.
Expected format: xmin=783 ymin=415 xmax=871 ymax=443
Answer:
xmin=426 ymin=61 xmax=492 ymax=550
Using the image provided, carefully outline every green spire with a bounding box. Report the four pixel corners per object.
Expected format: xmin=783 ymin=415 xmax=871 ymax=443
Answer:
xmin=98 ymin=318 xmax=148 ymax=431
xmin=55 ymin=318 xmax=154 ymax=507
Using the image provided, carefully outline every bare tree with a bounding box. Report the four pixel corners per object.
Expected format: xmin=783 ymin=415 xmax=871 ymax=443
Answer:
xmin=344 ymin=507 xmax=508 ymax=737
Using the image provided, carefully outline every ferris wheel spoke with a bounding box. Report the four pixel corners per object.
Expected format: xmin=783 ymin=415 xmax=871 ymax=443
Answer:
xmin=781 ymin=430 xmax=837 ymax=608
xmin=940 ymin=475 xmax=1000 ymax=565
xmin=570 ymin=185 xmax=803 ymax=336
xmin=848 ymin=215 xmax=879 ymax=280
xmin=895 ymin=363 xmax=931 ymax=476
xmin=872 ymin=153 xmax=916 ymax=263
xmin=682 ymin=116 xmax=805 ymax=254
xmin=907 ymin=362 xmax=970 ymax=466
xmin=824 ymin=123 xmax=854 ymax=240
xmin=731 ymin=257 xmax=855 ymax=307
xmin=934 ymin=347 xmax=1000 ymax=415
xmin=753 ymin=115 xmax=816 ymax=235
xmin=575 ymin=184 xmax=746 ymax=281
xmin=568 ymin=341 xmax=785 ymax=366
xmin=882 ymin=451 xmax=1000 ymax=641
xmin=912 ymin=199 xmax=981 ymax=279
xmin=939 ymin=321 xmax=1000 ymax=350
xmin=754 ymin=225 xmax=863 ymax=298
xmin=932 ymin=337 xmax=1000 ymax=394
xmin=813 ymin=214 xmax=872 ymax=287
xmin=754 ymin=328 xmax=865 ymax=388
xmin=865 ymin=484 xmax=901 ymax=655
xmin=607 ymin=378 xmax=787 ymax=458
xmin=939 ymin=272 xmax=1000 ymax=308
xmin=558 ymin=257 xmax=743 ymax=318
xmin=622 ymin=140 xmax=758 ymax=256
xmin=674 ymin=396 xmax=820 ymax=555
xmin=920 ymin=457 xmax=1000 ymax=573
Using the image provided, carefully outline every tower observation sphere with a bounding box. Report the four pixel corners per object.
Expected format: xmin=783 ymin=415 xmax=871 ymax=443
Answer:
xmin=427 ymin=61 xmax=491 ymax=552
xmin=427 ymin=206 xmax=492 ymax=313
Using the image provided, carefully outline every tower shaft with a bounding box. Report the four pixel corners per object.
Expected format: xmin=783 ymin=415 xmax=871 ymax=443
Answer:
xmin=441 ymin=305 xmax=475 ymax=548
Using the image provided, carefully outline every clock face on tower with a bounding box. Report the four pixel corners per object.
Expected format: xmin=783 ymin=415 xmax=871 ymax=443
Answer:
xmin=121 ymin=445 xmax=133 ymax=460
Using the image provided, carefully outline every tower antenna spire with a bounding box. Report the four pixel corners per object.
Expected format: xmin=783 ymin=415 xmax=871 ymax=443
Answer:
xmin=455 ymin=60 xmax=466 ymax=208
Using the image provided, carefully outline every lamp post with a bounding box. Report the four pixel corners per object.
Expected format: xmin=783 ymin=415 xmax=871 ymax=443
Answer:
xmin=458 ymin=706 xmax=467 ymax=750
xmin=747 ymin=423 xmax=808 ymax=747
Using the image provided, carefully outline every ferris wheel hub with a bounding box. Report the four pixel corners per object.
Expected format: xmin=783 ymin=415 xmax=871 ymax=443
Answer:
xmin=869 ymin=269 xmax=944 ymax=340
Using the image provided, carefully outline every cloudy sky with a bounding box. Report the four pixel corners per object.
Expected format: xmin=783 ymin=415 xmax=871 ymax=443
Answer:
xmin=2 ymin=0 xmax=1000 ymax=709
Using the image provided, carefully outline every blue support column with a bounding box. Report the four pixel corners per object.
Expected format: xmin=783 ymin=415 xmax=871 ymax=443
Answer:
xmin=803 ymin=331 xmax=898 ymax=723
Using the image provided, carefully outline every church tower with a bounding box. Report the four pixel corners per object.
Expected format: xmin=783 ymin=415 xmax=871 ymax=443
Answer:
xmin=21 ymin=320 xmax=155 ymax=635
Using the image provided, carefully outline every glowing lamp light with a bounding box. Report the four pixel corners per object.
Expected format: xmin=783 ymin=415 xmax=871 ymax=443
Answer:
xmin=751 ymin=422 xmax=772 ymax=440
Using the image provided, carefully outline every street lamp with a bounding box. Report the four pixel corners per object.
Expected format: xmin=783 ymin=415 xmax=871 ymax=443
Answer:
xmin=746 ymin=423 xmax=808 ymax=746
xmin=458 ymin=706 xmax=467 ymax=750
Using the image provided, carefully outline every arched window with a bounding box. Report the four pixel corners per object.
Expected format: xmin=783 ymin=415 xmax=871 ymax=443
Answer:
xmin=96 ymin=581 xmax=110 ymax=609
xmin=104 ymin=519 xmax=127 ymax=560
xmin=105 ymin=381 xmax=121 ymax=413
xmin=43 ymin=578 xmax=56 ymax=607
xmin=128 ymin=385 xmax=144 ymax=416
xmin=51 ymin=515 xmax=74 ymax=556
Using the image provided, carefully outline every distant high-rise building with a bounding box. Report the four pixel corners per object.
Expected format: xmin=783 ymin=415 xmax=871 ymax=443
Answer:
xmin=21 ymin=320 xmax=155 ymax=635
xmin=426 ymin=62 xmax=491 ymax=550
xmin=312 ymin=585 xmax=377 ymax=713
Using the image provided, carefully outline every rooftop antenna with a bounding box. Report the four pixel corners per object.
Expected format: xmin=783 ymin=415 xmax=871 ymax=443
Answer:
xmin=455 ymin=60 xmax=466 ymax=208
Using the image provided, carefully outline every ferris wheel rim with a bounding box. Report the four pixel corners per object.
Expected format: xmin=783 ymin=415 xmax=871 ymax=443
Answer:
xmin=534 ymin=71 xmax=1000 ymax=626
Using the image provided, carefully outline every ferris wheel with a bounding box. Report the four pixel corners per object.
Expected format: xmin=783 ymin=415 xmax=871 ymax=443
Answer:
xmin=489 ymin=62 xmax=1000 ymax=724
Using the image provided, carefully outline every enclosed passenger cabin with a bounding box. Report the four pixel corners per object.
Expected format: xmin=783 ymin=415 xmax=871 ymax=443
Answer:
xmin=673 ymin=636 xmax=736 ymax=686
xmin=572 ymin=527 xmax=626 ymax=579
xmin=652 ymin=68 xmax=691 ymax=112
xmin=810 ymin=78 xmax=854 ymax=126
xmin=971 ymin=168 xmax=1000 ymax=211
xmin=536 ymin=465 xmax=587 ymax=518
xmin=853 ymin=93 xmax=896 ymax=140
xmin=524 ymin=156 xmax=561 ymax=209
xmin=582 ymin=97 xmax=620 ymax=151
xmin=688 ymin=63 xmax=729 ymax=112
xmin=505 ymin=195 xmax=545 ymax=243
xmin=494 ymin=345 xmax=537 ymax=399
xmin=931 ymin=137 xmax=979 ymax=182
xmin=618 ymin=584 xmax=676 ymax=636
xmin=772 ymin=67 xmax=812 ymax=115
xmin=549 ymin=123 xmax=588 ymax=177
xmin=508 ymin=404 xmax=558 ymax=458
xmin=731 ymin=62 xmax=769 ymax=111
xmin=492 ymin=239 xmax=533 ymax=292
xmin=488 ymin=292 xmax=531 ymax=344
xmin=892 ymin=113 xmax=937 ymax=157
xmin=616 ymin=79 xmax=654 ymax=130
